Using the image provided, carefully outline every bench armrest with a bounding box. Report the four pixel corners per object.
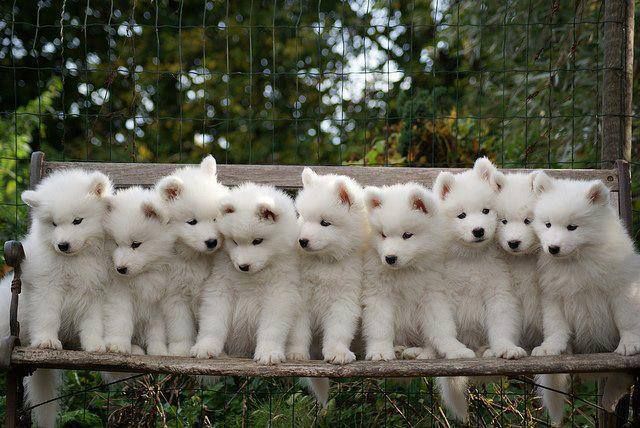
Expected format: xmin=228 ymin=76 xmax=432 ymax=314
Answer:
xmin=1 ymin=240 xmax=25 ymax=369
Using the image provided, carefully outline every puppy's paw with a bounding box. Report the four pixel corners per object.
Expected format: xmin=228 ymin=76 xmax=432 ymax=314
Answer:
xmin=190 ymin=339 xmax=224 ymax=359
xmin=400 ymin=347 xmax=424 ymax=360
xmin=324 ymin=346 xmax=356 ymax=365
xmin=31 ymin=337 xmax=63 ymax=350
xmin=531 ymin=344 xmax=563 ymax=357
xmin=486 ymin=345 xmax=527 ymax=360
xmin=147 ymin=342 xmax=168 ymax=356
xmin=82 ymin=337 xmax=106 ymax=353
xmin=365 ymin=347 xmax=396 ymax=361
xmin=286 ymin=350 xmax=310 ymax=361
xmin=615 ymin=339 xmax=640 ymax=356
xmin=131 ymin=345 xmax=146 ymax=355
xmin=105 ymin=338 xmax=132 ymax=354
xmin=168 ymin=341 xmax=192 ymax=357
xmin=254 ymin=349 xmax=286 ymax=365
xmin=417 ymin=348 xmax=437 ymax=360
xmin=445 ymin=347 xmax=476 ymax=359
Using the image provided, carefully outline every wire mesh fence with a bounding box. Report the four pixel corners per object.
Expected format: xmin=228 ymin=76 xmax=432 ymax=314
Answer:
xmin=0 ymin=0 xmax=637 ymax=425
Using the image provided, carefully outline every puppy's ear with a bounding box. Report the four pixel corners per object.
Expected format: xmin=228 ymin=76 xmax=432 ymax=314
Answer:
xmin=141 ymin=200 xmax=165 ymax=222
xmin=156 ymin=176 xmax=184 ymax=202
xmin=88 ymin=172 xmax=112 ymax=198
xmin=335 ymin=179 xmax=353 ymax=207
xmin=473 ymin=157 xmax=497 ymax=183
xmin=434 ymin=172 xmax=455 ymax=201
xmin=533 ymin=171 xmax=553 ymax=196
xmin=490 ymin=170 xmax=506 ymax=193
xmin=364 ymin=186 xmax=382 ymax=210
xmin=21 ymin=190 xmax=40 ymax=208
xmin=257 ymin=199 xmax=279 ymax=222
xmin=301 ymin=167 xmax=317 ymax=187
xmin=220 ymin=200 xmax=235 ymax=216
xmin=200 ymin=155 xmax=217 ymax=177
xmin=408 ymin=185 xmax=436 ymax=215
xmin=586 ymin=181 xmax=609 ymax=206
xmin=527 ymin=172 xmax=540 ymax=194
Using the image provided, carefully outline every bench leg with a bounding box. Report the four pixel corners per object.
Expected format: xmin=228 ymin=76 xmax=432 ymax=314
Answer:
xmin=6 ymin=368 xmax=26 ymax=428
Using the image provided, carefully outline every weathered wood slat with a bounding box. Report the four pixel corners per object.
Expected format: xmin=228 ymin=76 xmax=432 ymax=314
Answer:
xmin=43 ymin=161 xmax=620 ymax=190
xmin=11 ymin=347 xmax=640 ymax=378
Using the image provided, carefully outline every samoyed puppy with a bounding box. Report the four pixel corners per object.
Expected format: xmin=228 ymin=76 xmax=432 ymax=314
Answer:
xmin=103 ymin=187 xmax=176 ymax=356
xmin=155 ymin=155 xmax=229 ymax=355
xmin=288 ymin=168 xmax=367 ymax=365
xmin=532 ymin=172 xmax=640 ymax=424
xmin=432 ymin=158 xmax=526 ymax=422
xmin=361 ymin=183 xmax=444 ymax=362
xmin=191 ymin=183 xmax=301 ymax=364
xmin=0 ymin=169 xmax=113 ymax=428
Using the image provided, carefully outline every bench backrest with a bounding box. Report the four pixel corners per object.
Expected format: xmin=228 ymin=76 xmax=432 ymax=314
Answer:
xmin=29 ymin=152 xmax=633 ymax=234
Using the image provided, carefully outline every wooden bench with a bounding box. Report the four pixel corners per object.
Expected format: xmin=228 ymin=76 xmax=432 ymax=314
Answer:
xmin=2 ymin=151 xmax=638 ymax=427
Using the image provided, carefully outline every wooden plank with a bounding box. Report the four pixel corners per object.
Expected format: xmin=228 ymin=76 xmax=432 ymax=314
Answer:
xmin=42 ymin=161 xmax=620 ymax=191
xmin=616 ymin=160 xmax=632 ymax=234
xmin=11 ymin=347 xmax=640 ymax=378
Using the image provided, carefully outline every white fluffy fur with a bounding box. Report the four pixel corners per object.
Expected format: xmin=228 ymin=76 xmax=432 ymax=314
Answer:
xmin=156 ymin=155 xmax=229 ymax=355
xmin=531 ymin=173 xmax=640 ymax=423
xmin=7 ymin=169 xmax=113 ymax=427
xmin=433 ymin=158 xmax=526 ymax=422
xmin=103 ymin=186 xmax=176 ymax=356
xmin=287 ymin=168 xmax=367 ymax=365
xmin=361 ymin=183 xmax=443 ymax=362
xmin=191 ymin=183 xmax=302 ymax=364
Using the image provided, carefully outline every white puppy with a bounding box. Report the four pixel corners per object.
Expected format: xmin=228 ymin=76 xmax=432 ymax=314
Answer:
xmin=103 ymin=187 xmax=175 ymax=356
xmin=361 ymin=183 xmax=444 ymax=362
xmin=155 ymin=155 xmax=229 ymax=355
xmin=532 ymin=173 xmax=640 ymax=423
xmin=191 ymin=183 xmax=301 ymax=364
xmin=287 ymin=168 xmax=367 ymax=365
xmin=433 ymin=158 xmax=526 ymax=422
xmin=3 ymin=169 xmax=113 ymax=428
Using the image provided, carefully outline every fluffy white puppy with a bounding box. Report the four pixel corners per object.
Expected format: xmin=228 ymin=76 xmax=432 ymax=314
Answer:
xmin=433 ymin=158 xmax=526 ymax=422
xmin=191 ymin=183 xmax=301 ymax=364
xmin=155 ymin=155 xmax=229 ymax=355
xmin=1 ymin=169 xmax=113 ymax=427
xmin=103 ymin=187 xmax=176 ymax=356
xmin=361 ymin=183 xmax=444 ymax=362
xmin=287 ymin=168 xmax=367 ymax=365
xmin=532 ymin=172 xmax=640 ymax=423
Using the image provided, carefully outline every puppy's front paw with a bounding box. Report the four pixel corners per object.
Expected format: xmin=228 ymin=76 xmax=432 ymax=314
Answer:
xmin=445 ymin=347 xmax=476 ymax=359
xmin=400 ymin=347 xmax=424 ymax=360
xmin=324 ymin=346 xmax=356 ymax=365
xmin=105 ymin=337 xmax=132 ymax=354
xmin=168 ymin=341 xmax=192 ymax=357
xmin=286 ymin=350 xmax=310 ymax=361
xmin=31 ymin=337 xmax=63 ymax=350
xmin=190 ymin=339 xmax=224 ymax=359
xmin=82 ymin=337 xmax=106 ymax=353
xmin=485 ymin=345 xmax=527 ymax=360
xmin=531 ymin=344 xmax=563 ymax=357
xmin=365 ymin=346 xmax=396 ymax=361
xmin=254 ymin=349 xmax=286 ymax=365
xmin=615 ymin=339 xmax=640 ymax=356
xmin=147 ymin=342 xmax=168 ymax=356
xmin=417 ymin=348 xmax=437 ymax=360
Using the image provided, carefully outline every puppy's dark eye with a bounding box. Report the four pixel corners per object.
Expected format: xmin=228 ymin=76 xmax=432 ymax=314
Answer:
xmin=187 ymin=218 xmax=198 ymax=225
xmin=252 ymin=238 xmax=263 ymax=245
xmin=52 ymin=221 xmax=57 ymax=227
xmin=482 ymin=208 xmax=490 ymax=215
xmin=72 ymin=217 xmax=83 ymax=225
xmin=402 ymin=232 xmax=413 ymax=240
xmin=320 ymin=219 xmax=331 ymax=227
xmin=380 ymin=232 xmax=387 ymax=239
xmin=501 ymin=219 xmax=508 ymax=225
xmin=131 ymin=241 xmax=142 ymax=249
xmin=457 ymin=212 xmax=466 ymax=219
xmin=524 ymin=218 xmax=531 ymax=225
xmin=545 ymin=222 xmax=552 ymax=229
xmin=567 ymin=224 xmax=578 ymax=231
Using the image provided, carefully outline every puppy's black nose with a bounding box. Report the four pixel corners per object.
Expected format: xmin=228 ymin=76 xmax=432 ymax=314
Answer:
xmin=205 ymin=239 xmax=218 ymax=249
xmin=472 ymin=228 xmax=485 ymax=238
xmin=239 ymin=264 xmax=250 ymax=272
xmin=116 ymin=266 xmax=128 ymax=275
xmin=299 ymin=238 xmax=309 ymax=248
xmin=385 ymin=255 xmax=397 ymax=265
xmin=548 ymin=245 xmax=560 ymax=255
xmin=57 ymin=242 xmax=70 ymax=252
xmin=508 ymin=240 xmax=521 ymax=249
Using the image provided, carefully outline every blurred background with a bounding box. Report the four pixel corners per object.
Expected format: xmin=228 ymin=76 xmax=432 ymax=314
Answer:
xmin=0 ymin=0 xmax=638 ymax=425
